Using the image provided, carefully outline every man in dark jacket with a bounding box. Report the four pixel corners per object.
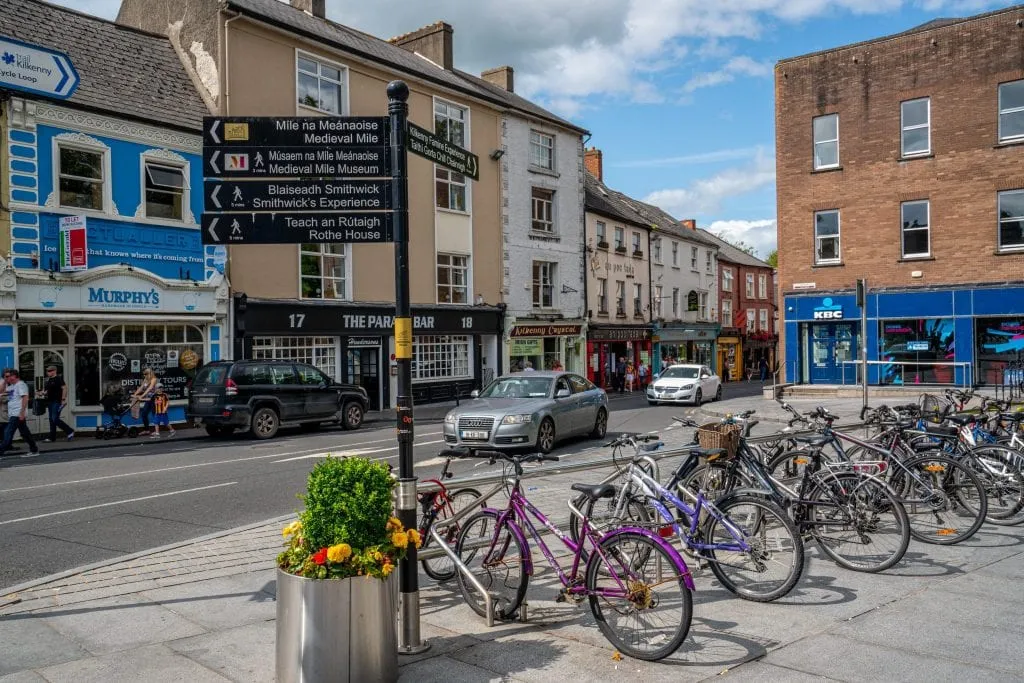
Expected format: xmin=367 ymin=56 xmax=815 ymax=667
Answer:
xmin=42 ymin=365 xmax=75 ymax=442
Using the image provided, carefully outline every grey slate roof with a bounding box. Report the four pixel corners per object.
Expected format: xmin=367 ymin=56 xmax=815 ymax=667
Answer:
xmin=584 ymin=173 xmax=649 ymax=228
xmin=226 ymin=0 xmax=585 ymax=135
xmin=0 ymin=0 xmax=209 ymax=131
xmin=697 ymin=228 xmax=773 ymax=269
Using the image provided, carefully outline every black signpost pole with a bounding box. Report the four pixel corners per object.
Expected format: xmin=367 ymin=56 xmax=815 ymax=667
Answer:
xmin=388 ymin=80 xmax=427 ymax=655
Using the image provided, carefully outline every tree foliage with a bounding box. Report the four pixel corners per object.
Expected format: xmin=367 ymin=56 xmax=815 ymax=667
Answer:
xmin=299 ymin=457 xmax=395 ymax=552
xmin=766 ymin=249 xmax=778 ymax=268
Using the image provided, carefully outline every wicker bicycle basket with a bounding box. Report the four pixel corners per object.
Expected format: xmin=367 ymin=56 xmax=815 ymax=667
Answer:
xmin=918 ymin=393 xmax=951 ymax=423
xmin=696 ymin=422 xmax=742 ymax=459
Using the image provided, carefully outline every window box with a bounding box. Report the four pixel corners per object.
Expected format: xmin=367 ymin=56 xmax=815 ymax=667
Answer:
xmin=615 ymin=246 xmax=627 ymax=254
xmin=596 ymin=240 xmax=609 ymax=250
xmin=632 ymin=250 xmax=644 ymax=259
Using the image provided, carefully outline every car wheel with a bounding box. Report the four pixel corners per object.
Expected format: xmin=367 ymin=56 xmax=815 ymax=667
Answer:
xmin=342 ymin=402 xmax=364 ymax=430
xmin=693 ymin=388 xmax=702 ymax=406
xmin=715 ymin=385 xmax=723 ymax=401
xmin=251 ymin=407 xmax=280 ymax=440
xmin=536 ymin=418 xmax=556 ymax=454
xmin=590 ymin=408 xmax=608 ymax=439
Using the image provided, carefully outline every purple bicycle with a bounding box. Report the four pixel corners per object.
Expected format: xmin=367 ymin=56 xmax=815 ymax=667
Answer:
xmin=451 ymin=449 xmax=695 ymax=661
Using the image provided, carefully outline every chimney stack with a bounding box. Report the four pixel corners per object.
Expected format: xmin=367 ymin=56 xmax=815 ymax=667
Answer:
xmin=481 ymin=66 xmax=514 ymax=92
xmin=290 ymin=0 xmax=326 ymax=18
xmin=681 ymin=219 xmax=697 ymax=231
xmin=389 ymin=21 xmax=454 ymax=71
xmin=584 ymin=147 xmax=603 ymax=181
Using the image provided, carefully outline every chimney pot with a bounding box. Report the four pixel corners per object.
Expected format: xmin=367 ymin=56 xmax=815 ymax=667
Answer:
xmin=290 ymin=0 xmax=325 ymax=18
xmin=481 ymin=66 xmax=514 ymax=93
xmin=584 ymin=148 xmax=603 ymax=181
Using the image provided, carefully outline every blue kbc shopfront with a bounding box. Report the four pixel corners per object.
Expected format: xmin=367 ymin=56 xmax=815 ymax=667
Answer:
xmin=784 ymin=285 xmax=1024 ymax=387
xmin=4 ymin=98 xmax=228 ymax=432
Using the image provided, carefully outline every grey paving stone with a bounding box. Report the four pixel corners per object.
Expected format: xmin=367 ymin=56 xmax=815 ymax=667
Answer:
xmin=765 ymin=633 xmax=1023 ymax=683
xmin=399 ymin=654 xmax=520 ymax=682
xmin=0 ymin=616 xmax=88 ymax=676
xmin=975 ymin=551 xmax=1024 ymax=580
xmin=34 ymin=643 xmax=232 ymax=683
xmin=140 ymin=573 xmax=275 ymax=631
xmin=169 ymin=621 xmax=275 ymax=683
xmin=40 ymin=594 xmax=207 ymax=656
xmin=712 ymin=661 xmax=836 ymax=681
xmin=395 ymin=619 xmax=484 ymax=666
xmin=0 ymin=671 xmax=50 ymax=683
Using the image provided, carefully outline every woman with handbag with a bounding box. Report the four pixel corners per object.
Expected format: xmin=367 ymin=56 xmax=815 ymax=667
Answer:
xmin=131 ymin=368 xmax=158 ymax=435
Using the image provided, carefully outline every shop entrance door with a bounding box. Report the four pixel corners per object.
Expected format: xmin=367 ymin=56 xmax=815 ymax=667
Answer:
xmin=347 ymin=347 xmax=381 ymax=411
xmin=808 ymin=324 xmax=857 ymax=384
xmin=18 ymin=348 xmax=69 ymax=436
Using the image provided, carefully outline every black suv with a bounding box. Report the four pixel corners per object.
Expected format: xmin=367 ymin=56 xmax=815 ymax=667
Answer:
xmin=187 ymin=360 xmax=369 ymax=439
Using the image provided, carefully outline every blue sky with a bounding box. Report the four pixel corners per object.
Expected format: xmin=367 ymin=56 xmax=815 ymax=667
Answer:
xmin=49 ymin=1 xmax=1021 ymax=256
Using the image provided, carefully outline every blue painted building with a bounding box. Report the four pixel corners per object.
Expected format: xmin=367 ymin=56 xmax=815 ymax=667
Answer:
xmin=2 ymin=1 xmax=225 ymax=432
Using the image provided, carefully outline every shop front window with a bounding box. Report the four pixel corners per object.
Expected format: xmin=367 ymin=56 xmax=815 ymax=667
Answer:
xmin=878 ymin=318 xmax=955 ymax=385
xmin=975 ymin=316 xmax=1024 ymax=387
xmin=412 ymin=335 xmax=471 ymax=381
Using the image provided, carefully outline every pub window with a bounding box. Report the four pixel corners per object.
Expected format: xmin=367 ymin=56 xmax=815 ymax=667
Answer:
xmin=252 ymin=336 xmax=338 ymax=379
xmin=412 ymin=335 xmax=471 ymax=381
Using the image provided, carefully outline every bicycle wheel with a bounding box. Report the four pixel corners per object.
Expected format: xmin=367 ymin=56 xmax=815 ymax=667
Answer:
xmin=421 ymin=487 xmax=483 ymax=582
xmin=965 ymin=446 xmax=1024 ymax=526
xmin=582 ymin=487 xmax=653 ymax=537
xmin=455 ymin=509 xmax=529 ymax=621
xmin=676 ymin=462 xmax=750 ymax=502
xmin=889 ymin=453 xmax=987 ymax=544
xmin=765 ymin=449 xmax=829 ymax=492
xmin=808 ymin=472 xmax=910 ymax=573
xmin=701 ymin=495 xmax=804 ymax=602
xmin=585 ymin=531 xmax=692 ymax=661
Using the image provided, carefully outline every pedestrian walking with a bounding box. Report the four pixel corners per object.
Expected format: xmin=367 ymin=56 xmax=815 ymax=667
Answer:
xmin=638 ymin=361 xmax=649 ymax=389
xmin=625 ymin=362 xmax=635 ymax=392
xmin=41 ymin=365 xmax=74 ymax=442
xmin=131 ymin=368 xmax=158 ymax=434
xmin=759 ymin=357 xmax=769 ymax=382
xmin=615 ymin=356 xmax=626 ymax=393
xmin=150 ymin=384 xmax=174 ymax=438
xmin=0 ymin=368 xmax=39 ymax=457
xmin=523 ymin=360 xmax=535 ymax=372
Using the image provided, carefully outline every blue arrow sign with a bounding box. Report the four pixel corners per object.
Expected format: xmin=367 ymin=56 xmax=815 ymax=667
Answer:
xmin=0 ymin=36 xmax=79 ymax=100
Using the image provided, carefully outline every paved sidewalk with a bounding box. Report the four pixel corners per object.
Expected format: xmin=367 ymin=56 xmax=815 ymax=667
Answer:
xmin=3 ymin=433 xmax=1023 ymax=682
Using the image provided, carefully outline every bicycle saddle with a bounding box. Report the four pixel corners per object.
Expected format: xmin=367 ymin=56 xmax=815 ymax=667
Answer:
xmin=911 ymin=440 xmax=943 ymax=452
xmin=690 ymin=447 xmax=727 ymax=459
xmin=923 ymin=423 xmax=957 ymax=436
xmin=571 ymin=483 xmax=616 ymax=500
xmin=945 ymin=414 xmax=975 ymax=426
xmin=793 ymin=434 xmax=831 ymax=447
xmin=639 ymin=442 xmax=664 ymax=452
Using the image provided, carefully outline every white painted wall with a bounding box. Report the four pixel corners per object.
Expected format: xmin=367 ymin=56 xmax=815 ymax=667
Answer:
xmin=650 ymin=233 xmax=719 ymax=323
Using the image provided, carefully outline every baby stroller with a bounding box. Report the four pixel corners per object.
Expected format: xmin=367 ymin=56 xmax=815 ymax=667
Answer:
xmin=95 ymin=388 xmax=141 ymax=439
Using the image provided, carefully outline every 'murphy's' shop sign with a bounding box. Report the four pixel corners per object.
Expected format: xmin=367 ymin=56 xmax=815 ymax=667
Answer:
xmin=16 ymin=276 xmax=218 ymax=314
xmin=87 ymin=286 xmax=161 ymax=309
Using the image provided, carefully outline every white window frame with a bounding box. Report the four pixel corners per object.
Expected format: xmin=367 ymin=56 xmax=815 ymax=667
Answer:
xmin=745 ymin=273 xmax=755 ymax=298
xmin=722 ymin=267 xmax=734 ymax=292
xmin=615 ymin=281 xmax=626 ymax=316
xmin=671 ymin=288 xmax=680 ymax=317
xmin=997 ymin=189 xmax=1024 ymax=252
xmin=722 ymin=298 xmax=733 ymax=325
xmin=690 ymin=246 xmax=698 ymax=269
xmin=437 ymin=252 xmax=470 ymax=304
xmin=54 ymin=137 xmax=112 ymax=214
xmin=532 ymin=261 xmax=556 ymax=309
xmin=299 ymin=243 xmax=350 ymax=300
xmin=296 ymin=50 xmax=348 ymax=116
xmin=746 ymin=308 xmax=756 ymax=332
xmin=814 ymin=209 xmax=842 ymax=265
xmin=433 ymin=96 xmax=471 ymax=213
xmin=631 ymin=231 xmax=642 ymax=255
xmin=412 ymin=335 xmax=472 ymax=382
xmin=813 ymin=113 xmax=839 ymax=170
xmin=614 ymin=226 xmax=625 ymax=249
xmin=759 ymin=308 xmax=769 ymax=331
xmin=435 ymin=167 xmax=467 ymax=212
xmin=633 ymin=283 xmax=643 ymax=317
xmin=654 ymin=285 xmax=663 ymax=317
xmin=596 ymin=221 xmax=607 ymax=246
xmin=139 ymin=152 xmax=191 ymax=223
xmin=698 ymin=291 xmax=708 ymax=320
xmin=597 ymin=278 xmax=608 ymax=313
xmin=901 ymin=200 xmax=931 ymax=259
xmin=671 ymin=241 xmax=679 ymax=266
xmin=252 ymin=336 xmax=339 ymax=379
xmin=531 ymin=187 xmax=555 ymax=233
xmin=758 ymin=274 xmax=767 ymax=299
xmin=652 ymin=237 xmax=662 ymax=264
xmin=901 ymin=97 xmax=931 ymax=157
xmin=705 ymin=250 xmax=713 ymax=274
xmin=529 ymin=130 xmax=555 ymax=170
xmin=998 ymin=79 xmax=1024 ymax=144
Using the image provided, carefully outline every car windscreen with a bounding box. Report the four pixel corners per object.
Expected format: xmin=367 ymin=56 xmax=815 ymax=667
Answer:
xmin=193 ymin=365 xmax=227 ymax=386
xmin=480 ymin=377 xmax=553 ymax=398
xmin=660 ymin=367 xmax=699 ymax=379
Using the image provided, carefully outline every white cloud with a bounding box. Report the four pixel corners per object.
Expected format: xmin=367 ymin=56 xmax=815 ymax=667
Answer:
xmin=642 ymin=149 xmax=776 ymax=215
xmin=683 ymin=55 xmax=772 ymax=93
xmin=613 ymin=146 xmax=762 ymax=168
xmin=707 ymin=219 xmax=778 ymax=258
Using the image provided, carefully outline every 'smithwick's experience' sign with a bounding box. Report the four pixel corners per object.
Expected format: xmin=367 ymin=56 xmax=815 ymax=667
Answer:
xmin=812 ymin=298 xmax=844 ymax=320
xmin=0 ymin=36 xmax=79 ymax=99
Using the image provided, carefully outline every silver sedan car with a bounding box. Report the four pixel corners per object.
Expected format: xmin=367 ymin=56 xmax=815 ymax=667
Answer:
xmin=443 ymin=371 xmax=609 ymax=454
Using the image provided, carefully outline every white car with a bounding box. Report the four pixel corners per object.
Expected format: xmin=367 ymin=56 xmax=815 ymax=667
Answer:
xmin=647 ymin=364 xmax=722 ymax=405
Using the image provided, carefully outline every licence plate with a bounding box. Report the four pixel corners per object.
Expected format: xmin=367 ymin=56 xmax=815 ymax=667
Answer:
xmin=198 ymin=396 xmax=215 ymax=404
xmin=461 ymin=430 xmax=489 ymax=440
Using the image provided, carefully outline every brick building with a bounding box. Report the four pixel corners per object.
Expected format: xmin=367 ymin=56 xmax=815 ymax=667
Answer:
xmin=776 ymin=5 xmax=1024 ymax=387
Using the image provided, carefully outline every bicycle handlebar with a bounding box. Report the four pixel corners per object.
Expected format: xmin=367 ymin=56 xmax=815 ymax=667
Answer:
xmin=445 ymin=447 xmax=559 ymax=464
xmin=604 ymin=433 xmax=660 ymax=448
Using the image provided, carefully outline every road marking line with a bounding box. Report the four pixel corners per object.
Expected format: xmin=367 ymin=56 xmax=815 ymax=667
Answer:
xmin=272 ymin=439 xmax=446 ymax=463
xmin=0 ymin=482 xmax=238 ymax=526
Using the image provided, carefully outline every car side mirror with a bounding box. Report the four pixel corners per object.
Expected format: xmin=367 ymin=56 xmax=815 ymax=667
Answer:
xmin=318 ymin=382 xmax=327 ymax=389
xmin=470 ymin=389 xmax=479 ymax=398
xmin=556 ymin=388 xmax=572 ymax=399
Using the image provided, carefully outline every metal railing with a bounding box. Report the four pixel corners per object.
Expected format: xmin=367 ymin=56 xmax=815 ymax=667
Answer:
xmin=841 ymin=360 xmax=973 ymax=389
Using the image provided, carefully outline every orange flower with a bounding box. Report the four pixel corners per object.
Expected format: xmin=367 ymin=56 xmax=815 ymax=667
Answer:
xmin=391 ymin=531 xmax=409 ymax=549
xmin=381 ymin=562 xmax=394 ymax=577
xmin=327 ymin=543 xmax=352 ymax=563
xmin=386 ymin=516 xmax=402 ymax=532
xmin=407 ymin=528 xmax=422 ymax=548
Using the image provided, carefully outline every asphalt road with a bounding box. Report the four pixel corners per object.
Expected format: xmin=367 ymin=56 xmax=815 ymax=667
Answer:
xmin=0 ymin=380 xmax=765 ymax=590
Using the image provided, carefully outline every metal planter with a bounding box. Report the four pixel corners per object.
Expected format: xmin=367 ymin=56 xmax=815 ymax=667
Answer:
xmin=276 ymin=568 xmax=398 ymax=683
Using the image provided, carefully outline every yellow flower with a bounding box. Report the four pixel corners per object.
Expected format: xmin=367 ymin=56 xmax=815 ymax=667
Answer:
xmin=386 ymin=516 xmax=403 ymax=532
xmin=327 ymin=543 xmax=352 ymax=563
xmin=381 ymin=562 xmax=394 ymax=577
xmin=282 ymin=520 xmax=302 ymax=538
xmin=408 ymin=528 xmax=422 ymax=548
xmin=391 ymin=531 xmax=409 ymax=549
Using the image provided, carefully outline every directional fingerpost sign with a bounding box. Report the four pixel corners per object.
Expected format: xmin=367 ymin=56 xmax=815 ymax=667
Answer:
xmin=201 ymin=115 xmax=394 ymax=245
xmin=0 ymin=37 xmax=79 ymax=99
xmin=407 ymin=122 xmax=479 ymax=181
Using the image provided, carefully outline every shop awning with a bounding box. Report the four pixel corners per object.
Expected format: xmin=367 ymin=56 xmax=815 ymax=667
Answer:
xmin=16 ymin=311 xmax=219 ymax=323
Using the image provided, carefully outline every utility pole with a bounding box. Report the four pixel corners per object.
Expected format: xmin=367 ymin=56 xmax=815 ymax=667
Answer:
xmin=857 ymin=278 xmax=868 ymax=408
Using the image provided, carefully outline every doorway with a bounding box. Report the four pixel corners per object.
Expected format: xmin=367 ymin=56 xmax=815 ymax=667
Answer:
xmin=347 ymin=346 xmax=381 ymax=411
xmin=807 ymin=323 xmax=858 ymax=384
xmin=18 ymin=347 xmax=69 ymax=436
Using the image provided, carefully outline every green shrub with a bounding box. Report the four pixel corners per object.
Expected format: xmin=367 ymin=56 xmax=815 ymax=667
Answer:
xmin=298 ymin=457 xmax=395 ymax=552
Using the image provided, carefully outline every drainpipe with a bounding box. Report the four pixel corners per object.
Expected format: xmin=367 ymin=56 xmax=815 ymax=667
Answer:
xmin=222 ymin=11 xmax=244 ymax=116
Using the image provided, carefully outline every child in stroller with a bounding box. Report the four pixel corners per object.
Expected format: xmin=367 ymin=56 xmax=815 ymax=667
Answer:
xmin=96 ymin=385 xmax=141 ymax=439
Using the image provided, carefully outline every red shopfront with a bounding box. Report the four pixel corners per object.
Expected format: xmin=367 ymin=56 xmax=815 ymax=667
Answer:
xmin=586 ymin=325 xmax=654 ymax=390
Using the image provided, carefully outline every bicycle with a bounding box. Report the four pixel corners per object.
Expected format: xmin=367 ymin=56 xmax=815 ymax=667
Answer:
xmin=417 ymin=454 xmax=483 ymax=581
xmin=581 ymin=433 xmax=804 ymax=602
xmin=451 ymin=448 xmax=694 ymax=661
